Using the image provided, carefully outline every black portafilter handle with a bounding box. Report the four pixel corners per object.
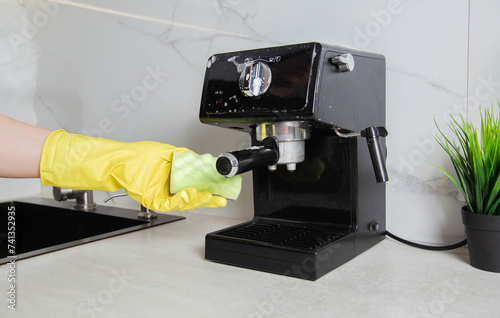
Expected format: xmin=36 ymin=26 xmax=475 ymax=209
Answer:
xmin=216 ymin=137 xmax=279 ymax=178
xmin=361 ymin=126 xmax=389 ymax=183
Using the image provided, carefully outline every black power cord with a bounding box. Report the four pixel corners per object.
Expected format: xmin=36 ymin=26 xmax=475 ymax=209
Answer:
xmin=386 ymin=231 xmax=467 ymax=251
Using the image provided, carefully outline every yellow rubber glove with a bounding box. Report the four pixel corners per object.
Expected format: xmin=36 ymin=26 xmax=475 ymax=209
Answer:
xmin=39 ymin=130 xmax=227 ymax=212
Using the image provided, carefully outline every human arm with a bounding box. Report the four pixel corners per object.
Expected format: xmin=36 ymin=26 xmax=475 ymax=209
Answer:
xmin=0 ymin=114 xmax=235 ymax=211
xmin=0 ymin=114 xmax=52 ymax=178
xmin=39 ymin=129 xmax=230 ymax=211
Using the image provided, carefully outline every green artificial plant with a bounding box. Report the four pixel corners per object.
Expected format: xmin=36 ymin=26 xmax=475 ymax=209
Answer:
xmin=434 ymin=103 xmax=500 ymax=216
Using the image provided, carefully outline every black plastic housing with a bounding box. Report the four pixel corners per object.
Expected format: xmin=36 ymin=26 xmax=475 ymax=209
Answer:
xmin=200 ymin=42 xmax=386 ymax=280
xmin=200 ymin=42 xmax=385 ymax=133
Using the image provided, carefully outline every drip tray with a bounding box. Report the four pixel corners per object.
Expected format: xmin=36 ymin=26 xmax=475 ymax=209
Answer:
xmin=205 ymin=218 xmax=356 ymax=280
xmin=220 ymin=222 xmax=346 ymax=251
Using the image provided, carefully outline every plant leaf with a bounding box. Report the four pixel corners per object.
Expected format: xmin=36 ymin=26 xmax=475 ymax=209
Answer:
xmin=432 ymin=102 xmax=500 ymax=215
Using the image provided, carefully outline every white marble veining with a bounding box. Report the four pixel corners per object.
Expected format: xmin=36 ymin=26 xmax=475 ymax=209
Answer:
xmin=1 ymin=0 xmax=499 ymax=246
xmin=0 ymin=1 xmax=42 ymax=199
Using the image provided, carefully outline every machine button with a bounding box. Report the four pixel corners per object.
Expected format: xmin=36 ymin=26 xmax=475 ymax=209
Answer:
xmin=239 ymin=61 xmax=272 ymax=97
xmin=369 ymin=221 xmax=380 ymax=232
xmin=330 ymin=53 xmax=355 ymax=72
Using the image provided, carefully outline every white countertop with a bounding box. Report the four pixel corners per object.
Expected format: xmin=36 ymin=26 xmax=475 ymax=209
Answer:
xmin=1 ymin=208 xmax=500 ymax=318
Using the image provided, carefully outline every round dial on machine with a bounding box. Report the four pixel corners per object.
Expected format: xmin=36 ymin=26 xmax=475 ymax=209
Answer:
xmin=239 ymin=60 xmax=272 ymax=97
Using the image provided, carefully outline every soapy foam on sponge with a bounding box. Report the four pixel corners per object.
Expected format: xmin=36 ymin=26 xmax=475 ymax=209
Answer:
xmin=170 ymin=151 xmax=242 ymax=200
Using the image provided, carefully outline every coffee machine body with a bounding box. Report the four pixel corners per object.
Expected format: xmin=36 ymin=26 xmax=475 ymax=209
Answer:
xmin=200 ymin=42 xmax=386 ymax=280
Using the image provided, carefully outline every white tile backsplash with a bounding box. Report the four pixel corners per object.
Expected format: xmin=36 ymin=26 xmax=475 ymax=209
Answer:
xmin=2 ymin=0 xmax=497 ymax=245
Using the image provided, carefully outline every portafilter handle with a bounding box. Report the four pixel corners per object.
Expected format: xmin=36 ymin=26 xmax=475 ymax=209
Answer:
xmin=216 ymin=137 xmax=279 ymax=178
xmin=361 ymin=126 xmax=389 ymax=183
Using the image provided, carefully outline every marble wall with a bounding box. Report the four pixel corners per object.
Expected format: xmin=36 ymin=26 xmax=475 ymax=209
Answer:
xmin=0 ymin=1 xmax=41 ymax=199
xmin=1 ymin=0 xmax=498 ymax=245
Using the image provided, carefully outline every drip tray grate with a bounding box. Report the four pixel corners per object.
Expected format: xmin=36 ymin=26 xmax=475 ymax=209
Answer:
xmin=219 ymin=222 xmax=346 ymax=250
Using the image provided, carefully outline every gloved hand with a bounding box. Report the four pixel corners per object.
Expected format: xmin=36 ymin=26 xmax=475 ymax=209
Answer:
xmin=39 ymin=130 xmax=227 ymax=212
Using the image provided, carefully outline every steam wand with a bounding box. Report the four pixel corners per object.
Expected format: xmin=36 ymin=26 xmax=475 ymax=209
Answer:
xmin=333 ymin=126 xmax=389 ymax=183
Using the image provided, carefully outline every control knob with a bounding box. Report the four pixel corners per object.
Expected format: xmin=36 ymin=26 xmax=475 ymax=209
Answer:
xmin=239 ymin=61 xmax=272 ymax=97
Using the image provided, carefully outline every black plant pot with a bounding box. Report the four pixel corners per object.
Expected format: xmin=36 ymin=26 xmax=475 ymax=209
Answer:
xmin=462 ymin=207 xmax=500 ymax=273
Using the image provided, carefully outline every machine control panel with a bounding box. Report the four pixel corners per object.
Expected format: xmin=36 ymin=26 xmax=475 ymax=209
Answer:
xmin=200 ymin=42 xmax=386 ymax=133
xmin=201 ymin=43 xmax=318 ymax=116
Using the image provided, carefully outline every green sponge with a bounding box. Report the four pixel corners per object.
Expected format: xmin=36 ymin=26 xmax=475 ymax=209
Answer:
xmin=170 ymin=151 xmax=242 ymax=200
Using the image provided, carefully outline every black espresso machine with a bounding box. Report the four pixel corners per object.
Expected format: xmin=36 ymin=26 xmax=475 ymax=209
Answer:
xmin=199 ymin=42 xmax=388 ymax=280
